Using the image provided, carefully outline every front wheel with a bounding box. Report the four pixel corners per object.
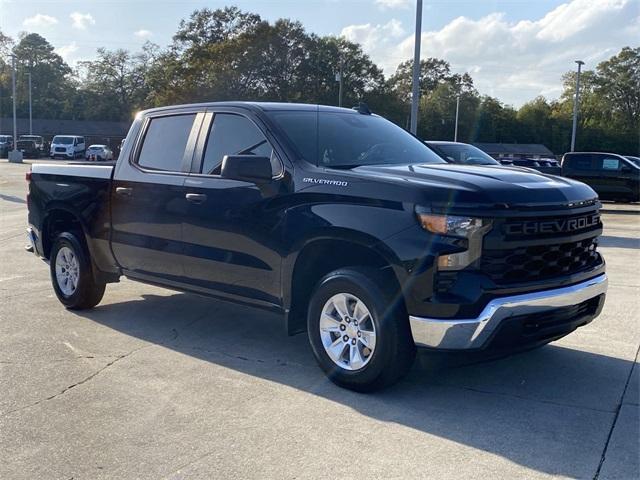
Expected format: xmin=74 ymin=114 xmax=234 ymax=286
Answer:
xmin=307 ymin=268 xmax=416 ymax=392
xmin=50 ymin=232 xmax=106 ymax=309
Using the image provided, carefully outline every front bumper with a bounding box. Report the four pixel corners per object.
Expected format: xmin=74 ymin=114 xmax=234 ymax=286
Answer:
xmin=51 ymin=151 xmax=74 ymax=158
xmin=409 ymin=273 xmax=607 ymax=350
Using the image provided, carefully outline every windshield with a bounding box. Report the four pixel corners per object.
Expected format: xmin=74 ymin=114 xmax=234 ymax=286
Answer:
xmin=427 ymin=143 xmax=499 ymax=165
xmin=267 ymin=110 xmax=445 ymax=168
xmin=624 ymin=156 xmax=640 ymax=167
xmin=53 ymin=136 xmax=74 ymax=145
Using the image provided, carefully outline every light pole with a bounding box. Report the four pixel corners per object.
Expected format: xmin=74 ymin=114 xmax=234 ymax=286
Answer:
xmin=454 ymin=94 xmax=460 ymax=142
xmin=27 ymin=71 xmax=32 ymax=135
xmin=8 ymin=54 xmax=22 ymax=163
xmin=570 ymin=60 xmax=584 ymax=152
xmin=338 ymin=56 xmax=344 ymax=107
xmin=410 ymin=0 xmax=423 ymax=135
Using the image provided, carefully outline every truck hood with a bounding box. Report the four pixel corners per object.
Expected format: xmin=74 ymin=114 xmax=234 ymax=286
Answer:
xmin=353 ymin=163 xmax=597 ymax=208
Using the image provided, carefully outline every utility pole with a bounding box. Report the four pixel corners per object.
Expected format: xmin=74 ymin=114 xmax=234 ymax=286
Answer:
xmin=8 ymin=54 xmax=22 ymax=163
xmin=454 ymin=94 xmax=460 ymax=142
xmin=338 ymin=56 xmax=344 ymax=108
xmin=410 ymin=0 xmax=423 ymax=135
xmin=12 ymin=55 xmax=17 ymax=146
xmin=27 ymin=71 xmax=32 ymax=135
xmin=570 ymin=60 xmax=584 ymax=152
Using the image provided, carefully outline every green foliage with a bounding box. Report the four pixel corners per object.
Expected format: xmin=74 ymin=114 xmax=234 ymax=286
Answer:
xmin=3 ymin=33 xmax=75 ymax=120
xmin=0 ymin=12 xmax=637 ymax=155
xmin=78 ymin=44 xmax=156 ymax=121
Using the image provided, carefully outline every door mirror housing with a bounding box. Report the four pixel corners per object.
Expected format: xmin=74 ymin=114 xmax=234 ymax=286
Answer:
xmin=221 ymin=155 xmax=273 ymax=183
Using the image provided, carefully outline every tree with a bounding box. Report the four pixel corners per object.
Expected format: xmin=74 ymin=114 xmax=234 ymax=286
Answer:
xmin=517 ymin=97 xmax=553 ymax=144
xmin=473 ymin=96 xmax=519 ymax=143
xmin=304 ymin=35 xmax=385 ymax=106
xmin=11 ymin=33 xmax=75 ymax=119
xmin=551 ymin=47 xmax=640 ymax=154
xmin=388 ymin=58 xmax=475 ymax=102
xmin=0 ymin=30 xmax=14 ymax=121
xmin=146 ymin=7 xmax=386 ymax=108
xmin=596 ymin=47 xmax=640 ymax=132
xmin=417 ymin=83 xmax=480 ymax=141
xmin=78 ymin=43 xmax=156 ymax=121
xmin=173 ymin=6 xmax=263 ymax=51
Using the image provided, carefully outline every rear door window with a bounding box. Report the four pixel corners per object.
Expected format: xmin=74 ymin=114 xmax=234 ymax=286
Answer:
xmin=601 ymin=157 xmax=620 ymax=170
xmin=137 ymin=114 xmax=197 ymax=172
xmin=200 ymin=113 xmax=281 ymax=177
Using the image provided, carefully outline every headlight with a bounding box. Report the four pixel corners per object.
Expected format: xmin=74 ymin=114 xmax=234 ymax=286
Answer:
xmin=416 ymin=213 xmax=486 ymax=237
xmin=416 ymin=210 xmax=491 ymax=270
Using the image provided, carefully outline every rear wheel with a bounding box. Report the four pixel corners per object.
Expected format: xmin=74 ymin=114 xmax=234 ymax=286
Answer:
xmin=307 ymin=268 xmax=415 ymax=392
xmin=50 ymin=232 xmax=105 ymax=309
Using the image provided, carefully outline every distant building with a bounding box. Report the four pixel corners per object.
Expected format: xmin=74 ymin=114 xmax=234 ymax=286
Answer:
xmin=0 ymin=117 xmax=130 ymax=150
xmin=473 ymin=143 xmax=555 ymax=160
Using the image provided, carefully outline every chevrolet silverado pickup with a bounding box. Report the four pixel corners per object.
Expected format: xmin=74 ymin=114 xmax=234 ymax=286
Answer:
xmin=26 ymin=102 xmax=608 ymax=391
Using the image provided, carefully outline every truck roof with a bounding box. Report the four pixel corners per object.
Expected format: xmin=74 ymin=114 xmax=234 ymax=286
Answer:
xmin=563 ymin=151 xmax=625 ymax=156
xmin=426 ymin=141 xmax=472 ymax=146
xmin=137 ymin=101 xmax=361 ymax=117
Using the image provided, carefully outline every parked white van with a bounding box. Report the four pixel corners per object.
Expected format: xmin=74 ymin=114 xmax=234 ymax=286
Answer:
xmin=50 ymin=135 xmax=85 ymax=159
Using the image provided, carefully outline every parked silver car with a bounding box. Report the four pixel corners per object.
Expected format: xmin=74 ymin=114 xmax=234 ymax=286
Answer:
xmin=85 ymin=144 xmax=114 ymax=161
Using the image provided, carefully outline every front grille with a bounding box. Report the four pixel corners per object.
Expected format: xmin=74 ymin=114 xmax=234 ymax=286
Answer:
xmin=55 ymin=147 xmax=66 ymax=153
xmin=501 ymin=211 xmax=601 ymax=241
xmin=482 ymin=237 xmax=600 ymax=284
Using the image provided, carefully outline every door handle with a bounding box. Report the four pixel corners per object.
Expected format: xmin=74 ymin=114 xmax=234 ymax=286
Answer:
xmin=115 ymin=187 xmax=133 ymax=196
xmin=185 ymin=193 xmax=207 ymax=204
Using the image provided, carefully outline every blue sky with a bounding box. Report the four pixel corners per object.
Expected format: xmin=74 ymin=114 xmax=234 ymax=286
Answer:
xmin=1 ymin=0 xmax=638 ymax=106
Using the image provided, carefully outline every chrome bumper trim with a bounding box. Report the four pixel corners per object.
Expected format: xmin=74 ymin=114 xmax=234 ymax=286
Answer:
xmin=26 ymin=227 xmax=38 ymax=254
xmin=409 ymin=274 xmax=607 ymax=350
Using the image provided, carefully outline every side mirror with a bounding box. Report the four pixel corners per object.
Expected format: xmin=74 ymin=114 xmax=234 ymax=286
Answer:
xmin=221 ymin=155 xmax=273 ymax=184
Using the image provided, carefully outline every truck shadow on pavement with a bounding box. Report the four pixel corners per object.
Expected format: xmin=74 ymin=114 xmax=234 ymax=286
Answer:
xmin=0 ymin=193 xmax=26 ymax=204
xmin=75 ymin=290 xmax=636 ymax=478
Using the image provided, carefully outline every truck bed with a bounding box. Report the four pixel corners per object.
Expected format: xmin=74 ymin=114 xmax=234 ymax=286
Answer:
xmin=28 ymin=162 xmax=116 ymax=274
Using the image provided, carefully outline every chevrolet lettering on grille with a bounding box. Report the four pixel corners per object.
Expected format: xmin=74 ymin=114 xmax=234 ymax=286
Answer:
xmin=505 ymin=214 xmax=601 ymax=235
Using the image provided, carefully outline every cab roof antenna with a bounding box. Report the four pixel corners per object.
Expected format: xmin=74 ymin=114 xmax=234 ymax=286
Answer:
xmin=353 ymin=102 xmax=371 ymax=115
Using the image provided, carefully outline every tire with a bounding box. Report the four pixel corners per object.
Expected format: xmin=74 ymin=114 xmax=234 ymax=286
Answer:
xmin=50 ymin=232 xmax=106 ymax=310
xmin=307 ymin=267 xmax=416 ymax=392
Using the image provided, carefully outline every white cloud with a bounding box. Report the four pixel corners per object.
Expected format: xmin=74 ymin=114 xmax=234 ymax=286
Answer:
xmin=356 ymin=0 xmax=639 ymax=106
xmin=55 ymin=42 xmax=78 ymax=61
xmin=70 ymin=12 xmax=95 ymax=30
xmin=374 ymin=0 xmax=411 ymax=10
xmin=341 ymin=19 xmax=405 ymax=68
xmin=23 ymin=14 xmax=58 ymax=28
xmin=134 ymin=29 xmax=153 ymax=39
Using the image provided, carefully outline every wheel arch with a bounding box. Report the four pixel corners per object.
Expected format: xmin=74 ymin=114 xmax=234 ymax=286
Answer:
xmin=41 ymin=206 xmax=89 ymax=260
xmin=283 ymin=232 xmax=405 ymax=335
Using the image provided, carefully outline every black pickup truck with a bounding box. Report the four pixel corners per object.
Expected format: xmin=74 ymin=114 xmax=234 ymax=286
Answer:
xmin=26 ymin=102 xmax=608 ymax=391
